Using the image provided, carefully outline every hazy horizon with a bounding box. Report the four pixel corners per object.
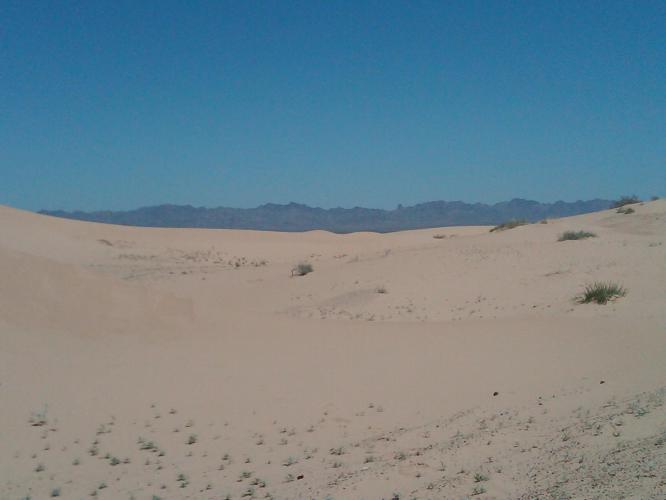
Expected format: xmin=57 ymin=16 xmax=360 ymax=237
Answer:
xmin=40 ymin=195 xmax=618 ymax=214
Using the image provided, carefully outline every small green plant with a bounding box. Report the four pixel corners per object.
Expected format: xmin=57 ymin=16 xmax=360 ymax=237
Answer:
xmin=329 ymin=446 xmax=344 ymax=455
xmin=284 ymin=473 xmax=295 ymax=483
xmin=558 ymin=230 xmax=597 ymax=241
xmin=29 ymin=407 xmax=48 ymax=427
xmin=617 ymin=206 xmax=635 ymax=214
xmin=471 ymin=485 xmax=486 ymax=496
xmin=282 ymin=456 xmax=298 ymax=466
xmin=187 ymin=434 xmax=198 ymax=445
xmin=394 ymin=451 xmax=407 ymax=461
xmin=474 ymin=473 xmax=489 ymax=482
xmin=291 ymin=262 xmax=313 ymax=277
xmin=490 ymin=219 xmax=528 ymax=232
xmin=579 ymin=282 xmax=627 ymax=304
xmin=50 ymin=489 xmax=61 ymax=498
xmin=34 ymin=463 xmax=45 ymax=472
xmin=177 ymin=473 xmax=189 ymax=488
xmin=238 ymin=470 xmax=252 ymax=481
xmin=612 ymin=195 xmax=640 ymax=208
xmin=109 ymin=456 xmax=121 ymax=466
xmin=375 ymin=285 xmax=388 ymax=294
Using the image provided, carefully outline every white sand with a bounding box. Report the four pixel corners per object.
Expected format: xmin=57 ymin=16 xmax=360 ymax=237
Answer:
xmin=1 ymin=201 xmax=665 ymax=499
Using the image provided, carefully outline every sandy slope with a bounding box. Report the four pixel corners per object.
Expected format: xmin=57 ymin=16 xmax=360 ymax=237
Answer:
xmin=0 ymin=201 xmax=665 ymax=500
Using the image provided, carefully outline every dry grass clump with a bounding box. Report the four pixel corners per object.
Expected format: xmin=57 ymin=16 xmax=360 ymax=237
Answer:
xmin=578 ymin=282 xmax=627 ymax=304
xmin=291 ymin=262 xmax=313 ymax=277
xmin=558 ymin=230 xmax=597 ymax=241
xmin=490 ymin=220 xmax=528 ymax=232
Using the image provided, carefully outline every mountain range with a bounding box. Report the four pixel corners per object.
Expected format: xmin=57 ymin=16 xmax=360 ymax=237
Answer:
xmin=41 ymin=198 xmax=613 ymax=233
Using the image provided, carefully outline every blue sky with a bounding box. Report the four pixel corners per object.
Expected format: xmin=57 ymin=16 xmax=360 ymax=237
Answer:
xmin=1 ymin=1 xmax=665 ymax=211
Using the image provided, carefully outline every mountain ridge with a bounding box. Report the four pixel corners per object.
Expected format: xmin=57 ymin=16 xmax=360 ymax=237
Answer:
xmin=41 ymin=198 xmax=612 ymax=233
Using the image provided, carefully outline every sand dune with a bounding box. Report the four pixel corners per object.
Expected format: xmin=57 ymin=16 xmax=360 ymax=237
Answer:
xmin=1 ymin=201 xmax=665 ymax=499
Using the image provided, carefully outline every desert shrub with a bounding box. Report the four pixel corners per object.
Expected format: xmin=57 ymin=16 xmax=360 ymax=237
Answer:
xmin=612 ymin=195 xmax=640 ymax=208
xmin=616 ymin=206 xmax=635 ymax=214
xmin=432 ymin=234 xmax=446 ymax=239
xmin=291 ymin=262 xmax=313 ymax=276
xmin=579 ymin=282 xmax=627 ymax=304
xmin=558 ymin=230 xmax=597 ymax=241
xmin=490 ymin=219 xmax=528 ymax=232
xmin=471 ymin=486 xmax=486 ymax=496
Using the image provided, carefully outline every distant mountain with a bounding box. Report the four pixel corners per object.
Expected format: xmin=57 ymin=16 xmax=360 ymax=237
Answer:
xmin=40 ymin=198 xmax=612 ymax=233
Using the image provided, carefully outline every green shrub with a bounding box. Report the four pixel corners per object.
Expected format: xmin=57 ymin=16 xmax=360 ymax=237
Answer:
xmin=558 ymin=230 xmax=597 ymax=241
xmin=579 ymin=282 xmax=627 ymax=304
xmin=490 ymin=219 xmax=528 ymax=232
xmin=612 ymin=195 xmax=640 ymax=208
xmin=616 ymin=206 xmax=635 ymax=214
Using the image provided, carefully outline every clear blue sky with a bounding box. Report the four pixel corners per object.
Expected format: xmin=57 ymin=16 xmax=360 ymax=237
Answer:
xmin=1 ymin=1 xmax=664 ymax=211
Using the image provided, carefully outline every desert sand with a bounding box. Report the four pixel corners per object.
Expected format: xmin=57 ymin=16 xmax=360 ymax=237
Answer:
xmin=1 ymin=201 xmax=665 ymax=499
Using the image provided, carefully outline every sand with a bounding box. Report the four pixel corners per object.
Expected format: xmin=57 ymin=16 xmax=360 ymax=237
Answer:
xmin=1 ymin=201 xmax=665 ymax=499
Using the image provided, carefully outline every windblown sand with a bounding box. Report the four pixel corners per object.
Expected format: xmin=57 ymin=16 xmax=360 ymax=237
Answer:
xmin=1 ymin=201 xmax=665 ymax=499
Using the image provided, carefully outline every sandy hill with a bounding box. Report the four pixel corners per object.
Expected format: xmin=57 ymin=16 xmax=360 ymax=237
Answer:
xmin=1 ymin=201 xmax=665 ymax=499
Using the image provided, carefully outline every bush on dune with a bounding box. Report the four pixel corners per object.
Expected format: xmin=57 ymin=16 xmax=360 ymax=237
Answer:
xmin=558 ymin=230 xmax=597 ymax=241
xmin=612 ymin=195 xmax=640 ymax=208
xmin=578 ymin=282 xmax=627 ymax=305
xmin=490 ymin=219 xmax=528 ymax=232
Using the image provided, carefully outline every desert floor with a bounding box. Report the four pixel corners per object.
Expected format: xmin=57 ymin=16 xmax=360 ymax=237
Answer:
xmin=1 ymin=201 xmax=665 ymax=500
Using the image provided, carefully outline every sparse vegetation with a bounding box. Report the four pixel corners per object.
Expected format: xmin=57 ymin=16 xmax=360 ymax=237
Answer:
xmin=291 ymin=262 xmax=313 ymax=277
xmin=617 ymin=206 xmax=635 ymax=214
xmin=29 ymin=407 xmax=48 ymax=427
xmin=490 ymin=219 xmax=528 ymax=232
xmin=612 ymin=195 xmax=640 ymax=208
xmin=558 ymin=230 xmax=597 ymax=241
xmin=474 ymin=473 xmax=489 ymax=482
xmin=375 ymin=285 xmax=388 ymax=294
xmin=578 ymin=282 xmax=627 ymax=305
xmin=50 ymin=488 xmax=61 ymax=497
xmin=471 ymin=485 xmax=486 ymax=496
xmin=187 ymin=433 xmax=198 ymax=445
